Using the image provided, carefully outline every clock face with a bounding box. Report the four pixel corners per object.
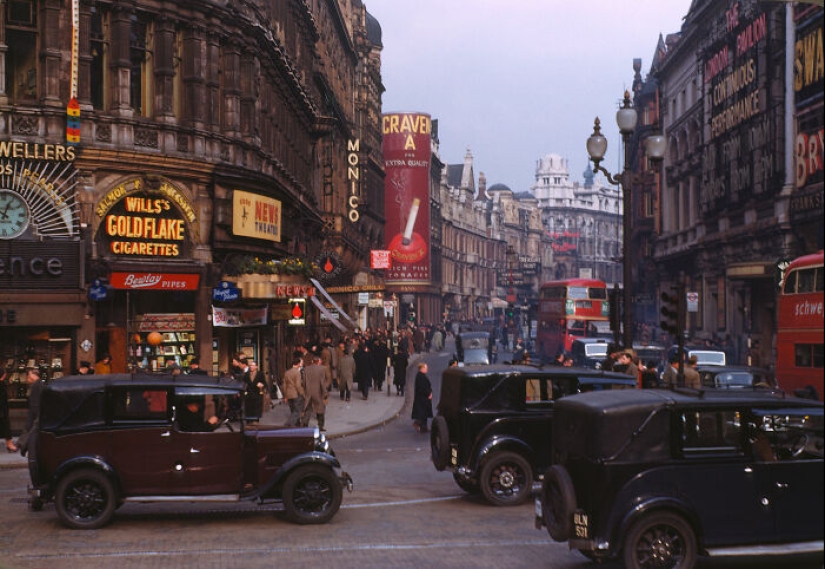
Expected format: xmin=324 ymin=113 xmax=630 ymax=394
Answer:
xmin=0 ymin=189 xmax=30 ymax=239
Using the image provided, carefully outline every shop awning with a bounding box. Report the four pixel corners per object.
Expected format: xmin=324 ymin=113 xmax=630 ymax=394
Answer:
xmin=310 ymin=295 xmax=348 ymax=332
xmin=310 ymin=278 xmax=358 ymax=329
xmin=490 ymin=297 xmax=508 ymax=308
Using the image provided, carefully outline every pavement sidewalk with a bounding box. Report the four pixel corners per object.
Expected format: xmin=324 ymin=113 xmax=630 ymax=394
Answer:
xmin=0 ymin=362 xmax=413 ymax=470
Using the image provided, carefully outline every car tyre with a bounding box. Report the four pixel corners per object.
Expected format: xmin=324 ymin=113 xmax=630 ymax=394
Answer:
xmin=623 ymin=511 xmax=697 ymax=569
xmin=55 ymin=468 xmax=117 ymax=530
xmin=282 ymin=464 xmax=342 ymax=524
xmin=479 ymin=451 xmax=532 ymax=506
xmin=542 ymin=465 xmax=576 ymax=541
xmin=430 ymin=415 xmax=450 ymax=471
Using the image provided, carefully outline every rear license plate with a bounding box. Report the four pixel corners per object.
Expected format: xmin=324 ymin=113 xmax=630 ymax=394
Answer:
xmin=573 ymin=509 xmax=590 ymax=539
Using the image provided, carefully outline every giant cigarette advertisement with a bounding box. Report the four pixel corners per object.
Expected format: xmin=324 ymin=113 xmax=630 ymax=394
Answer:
xmin=382 ymin=112 xmax=432 ymax=286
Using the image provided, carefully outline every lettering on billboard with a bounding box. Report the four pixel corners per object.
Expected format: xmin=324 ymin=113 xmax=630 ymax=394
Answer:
xmin=382 ymin=113 xmax=432 ymax=285
xmin=347 ymin=139 xmax=361 ymax=222
xmin=233 ymin=190 xmax=281 ymax=242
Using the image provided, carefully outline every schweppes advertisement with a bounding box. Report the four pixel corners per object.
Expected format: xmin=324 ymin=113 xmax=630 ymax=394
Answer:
xmin=95 ymin=179 xmax=194 ymax=258
xmin=233 ymin=190 xmax=281 ymax=242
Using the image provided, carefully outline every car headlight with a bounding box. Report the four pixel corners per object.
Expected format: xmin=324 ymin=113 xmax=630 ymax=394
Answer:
xmin=314 ymin=430 xmax=332 ymax=455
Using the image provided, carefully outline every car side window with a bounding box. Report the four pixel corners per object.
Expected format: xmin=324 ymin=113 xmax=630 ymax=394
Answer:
xmin=111 ymin=387 xmax=168 ymax=422
xmin=680 ymin=410 xmax=742 ymax=455
xmin=525 ymin=377 xmax=554 ymax=404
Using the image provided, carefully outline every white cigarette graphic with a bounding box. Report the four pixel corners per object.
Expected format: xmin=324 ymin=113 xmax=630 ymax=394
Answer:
xmin=402 ymin=198 xmax=420 ymax=245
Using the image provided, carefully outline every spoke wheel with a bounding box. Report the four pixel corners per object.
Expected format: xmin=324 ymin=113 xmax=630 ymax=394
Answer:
xmin=282 ymin=464 xmax=342 ymax=524
xmin=623 ymin=512 xmax=697 ymax=569
xmin=479 ymin=451 xmax=532 ymax=506
xmin=55 ymin=469 xmax=117 ymax=529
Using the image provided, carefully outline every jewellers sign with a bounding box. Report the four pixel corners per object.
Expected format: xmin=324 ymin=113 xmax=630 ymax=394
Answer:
xmin=0 ymin=241 xmax=82 ymax=289
xmin=110 ymin=272 xmax=200 ymax=290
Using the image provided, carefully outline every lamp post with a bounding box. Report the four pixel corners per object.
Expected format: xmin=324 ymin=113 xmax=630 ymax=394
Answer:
xmin=586 ymin=91 xmax=666 ymax=349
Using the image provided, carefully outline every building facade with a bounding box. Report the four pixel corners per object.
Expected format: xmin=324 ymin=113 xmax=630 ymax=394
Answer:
xmin=0 ymin=0 xmax=384 ymax=404
xmin=649 ymin=0 xmax=823 ymax=366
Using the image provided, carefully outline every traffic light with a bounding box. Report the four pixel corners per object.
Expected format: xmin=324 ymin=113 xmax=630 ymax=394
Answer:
xmin=408 ymin=311 xmax=416 ymax=322
xmin=660 ymin=291 xmax=679 ymax=334
xmin=660 ymin=286 xmax=685 ymax=336
xmin=507 ymin=304 xmax=515 ymax=319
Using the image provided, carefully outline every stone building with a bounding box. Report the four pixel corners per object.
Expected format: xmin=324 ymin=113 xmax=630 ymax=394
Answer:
xmin=647 ymin=0 xmax=823 ymax=365
xmin=0 ymin=0 xmax=384 ymax=384
xmin=530 ymin=154 xmax=623 ymax=285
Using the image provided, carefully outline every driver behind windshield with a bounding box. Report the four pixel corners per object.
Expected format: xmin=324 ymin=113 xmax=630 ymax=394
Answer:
xmin=176 ymin=396 xmax=220 ymax=432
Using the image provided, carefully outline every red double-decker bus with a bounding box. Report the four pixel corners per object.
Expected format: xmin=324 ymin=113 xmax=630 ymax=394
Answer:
xmin=776 ymin=251 xmax=824 ymax=401
xmin=536 ymin=278 xmax=611 ymax=359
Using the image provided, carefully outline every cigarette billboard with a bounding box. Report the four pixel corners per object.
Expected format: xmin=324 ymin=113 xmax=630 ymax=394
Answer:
xmin=382 ymin=112 xmax=432 ymax=286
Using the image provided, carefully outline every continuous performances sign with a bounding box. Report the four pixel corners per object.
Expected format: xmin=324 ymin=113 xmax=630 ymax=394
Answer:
xmin=382 ymin=112 xmax=432 ymax=285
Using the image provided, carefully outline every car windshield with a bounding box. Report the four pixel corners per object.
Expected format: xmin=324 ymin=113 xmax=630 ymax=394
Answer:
xmin=714 ymin=372 xmax=753 ymax=387
xmin=585 ymin=344 xmax=608 ymax=358
xmin=691 ymin=351 xmax=726 ymax=365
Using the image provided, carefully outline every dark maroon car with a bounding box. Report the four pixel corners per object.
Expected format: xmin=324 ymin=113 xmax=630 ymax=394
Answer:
xmin=27 ymin=374 xmax=351 ymax=529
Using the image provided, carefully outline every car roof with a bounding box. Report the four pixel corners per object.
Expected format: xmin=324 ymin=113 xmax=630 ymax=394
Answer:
xmin=444 ymin=364 xmax=634 ymax=381
xmin=555 ymin=387 xmax=823 ymax=413
xmin=44 ymin=373 xmax=237 ymax=394
xmin=694 ymin=365 xmax=771 ymax=373
xmin=459 ymin=331 xmax=490 ymax=339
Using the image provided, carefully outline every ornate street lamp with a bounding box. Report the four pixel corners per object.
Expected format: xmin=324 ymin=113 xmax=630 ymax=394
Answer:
xmin=586 ymin=91 xmax=666 ymax=349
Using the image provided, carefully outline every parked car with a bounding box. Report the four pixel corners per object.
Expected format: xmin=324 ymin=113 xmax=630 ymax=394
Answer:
xmin=696 ymin=365 xmax=776 ymax=390
xmin=536 ymin=389 xmax=824 ymax=568
xmin=429 ymin=364 xmax=637 ymax=506
xmin=668 ymin=345 xmax=727 ymax=366
xmin=27 ymin=374 xmax=352 ymax=529
xmin=455 ymin=331 xmax=495 ymax=365
xmin=570 ymin=338 xmax=609 ymax=369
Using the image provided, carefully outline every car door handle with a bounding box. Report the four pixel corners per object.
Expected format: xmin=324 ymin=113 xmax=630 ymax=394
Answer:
xmin=775 ymin=482 xmax=788 ymax=490
xmin=744 ymin=466 xmax=753 ymax=473
xmin=190 ymin=447 xmax=200 ymax=454
xmin=161 ymin=431 xmax=171 ymax=437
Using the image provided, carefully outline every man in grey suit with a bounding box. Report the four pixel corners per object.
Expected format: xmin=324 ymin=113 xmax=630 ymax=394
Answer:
xmin=301 ymin=355 xmax=329 ymax=431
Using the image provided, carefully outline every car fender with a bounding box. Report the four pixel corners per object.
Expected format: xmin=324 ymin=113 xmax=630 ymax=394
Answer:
xmin=258 ymin=451 xmax=341 ymax=498
xmin=473 ymin=435 xmax=534 ymax=474
xmin=50 ymin=455 xmax=121 ymax=495
xmin=612 ymin=495 xmax=703 ymax=555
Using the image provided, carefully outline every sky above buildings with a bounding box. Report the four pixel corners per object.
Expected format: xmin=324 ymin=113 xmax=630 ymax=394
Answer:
xmin=366 ymin=0 xmax=691 ymax=193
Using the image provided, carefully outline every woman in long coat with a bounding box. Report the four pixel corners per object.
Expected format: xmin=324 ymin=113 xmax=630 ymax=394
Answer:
xmin=411 ymin=362 xmax=433 ymax=433
xmin=353 ymin=341 xmax=374 ymax=400
xmin=391 ymin=350 xmax=409 ymax=396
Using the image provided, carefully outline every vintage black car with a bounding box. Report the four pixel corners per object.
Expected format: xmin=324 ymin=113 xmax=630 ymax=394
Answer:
xmin=570 ymin=338 xmax=609 ymax=369
xmin=27 ymin=374 xmax=352 ymax=529
xmin=429 ymin=364 xmax=637 ymax=506
xmin=535 ymin=389 xmax=824 ymax=568
xmin=455 ymin=331 xmax=495 ymax=365
xmin=696 ymin=365 xmax=776 ymax=390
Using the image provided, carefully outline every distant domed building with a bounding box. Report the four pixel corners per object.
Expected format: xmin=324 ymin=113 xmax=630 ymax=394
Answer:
xmin=530 ymin=153 xmax=622 ymax=283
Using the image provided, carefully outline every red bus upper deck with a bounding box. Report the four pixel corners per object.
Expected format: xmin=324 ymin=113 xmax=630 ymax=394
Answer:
xmin=537 ymin=278 xmax=610 ymax=358
xmin=776 ymin=250 xmax=824 ymax=401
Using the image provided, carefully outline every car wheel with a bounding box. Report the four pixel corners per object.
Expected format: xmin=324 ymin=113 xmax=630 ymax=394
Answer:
xmin=430 ymin=416 xmax=450 ymax=471
xmin=55 ymin=469 xmax=117 ymax=530
xmin=542 ymin=465 xmax=576 ymax=541
xmin=623 ymin=511 xmax=697 ymax=569
xmin=452 ymin=472 xmax=479 ymax=494
xmin=282 ymin=464 xmax=342 ymax=524
xmin=479 ymin=451 xmax=532 ymax=506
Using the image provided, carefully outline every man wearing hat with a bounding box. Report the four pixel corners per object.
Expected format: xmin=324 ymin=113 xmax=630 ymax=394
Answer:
xmin=187 ymin=358 xmax=208 ymax=375
xmin=616 ymin=349 xmax=640 ymax=386
xmin=74 ymin=361 xmax=93 ymax=375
